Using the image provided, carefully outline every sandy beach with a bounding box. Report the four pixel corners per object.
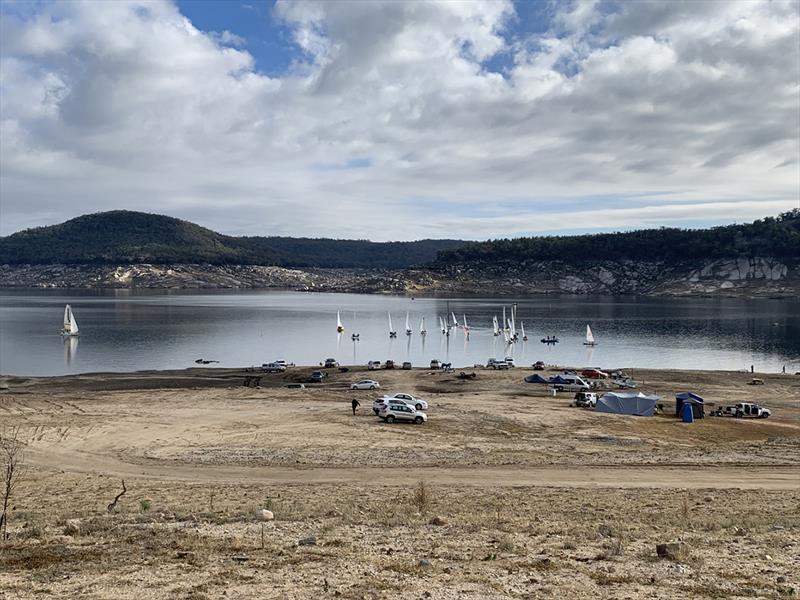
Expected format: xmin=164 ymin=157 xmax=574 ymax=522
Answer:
xmin=1 ymin=365 xmax=798 ymax=599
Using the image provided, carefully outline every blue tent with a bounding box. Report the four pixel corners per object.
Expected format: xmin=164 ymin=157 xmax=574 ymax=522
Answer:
xmin=550 ymin=375 xmax=570 ymax=384
xmin=525 ymin=374 xmax=550 ymax=384
xmin=676 ymin=392 xmax=705 ymax=419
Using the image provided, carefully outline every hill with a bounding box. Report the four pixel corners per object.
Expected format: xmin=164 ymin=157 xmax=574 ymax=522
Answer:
xmin=0 ymin=211 xmax=464 ymax=269
xmin=434 ymin=210 xmax=800 ymax=265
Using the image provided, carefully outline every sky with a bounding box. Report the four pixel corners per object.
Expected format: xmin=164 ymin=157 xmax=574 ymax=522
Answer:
xmin=0 ymin=0 xmax=798 ymax=241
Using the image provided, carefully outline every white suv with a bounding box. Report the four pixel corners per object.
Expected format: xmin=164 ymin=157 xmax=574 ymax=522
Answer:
xmin=378 ymin=404 xmax=427 ymax=424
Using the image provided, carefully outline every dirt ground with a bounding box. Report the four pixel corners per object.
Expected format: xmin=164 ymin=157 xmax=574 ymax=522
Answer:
xmin=0 ymin=366 xmax=798 ymax=599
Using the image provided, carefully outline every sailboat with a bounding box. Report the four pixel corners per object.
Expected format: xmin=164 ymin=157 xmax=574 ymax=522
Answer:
xmin=405 ymin=313 xmax=412 ymax=336
xmin=351 ymin=310 xmax=359 ymax=340
xmin=451 ymin=312 xmax=459 ymax=330
xmin=583 ymin=324 xmax=597 ymax=346
xmin=439 ymin=316 xmax=446 ymax=334
xmin=521 ymin=321 xmax=528 ymax=342
xmin=336 ymin=311 xmax=344 ymax=333
xmin=492 ymin=315 xmax=500 ymax=336
xmin=420 ymin=316 xmax=427 ymax=336
xmin=462 ymin=314 xmax=470 ymax=337
xmin=61 ymin=304 xmax=80 ymax=337
xmin=388 ymin=312 xmax=397 ymax=338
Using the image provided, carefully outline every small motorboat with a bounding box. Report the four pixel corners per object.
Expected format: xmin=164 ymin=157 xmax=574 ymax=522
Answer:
xmin=541 ymin=336 xmax=559 ymax=344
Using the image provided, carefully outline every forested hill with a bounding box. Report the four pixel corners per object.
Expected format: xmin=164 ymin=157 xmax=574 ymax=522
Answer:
xmin=435 ymin=211 xmax=800 ymax=265
xmin=0 ymin=211 xmax=464 ymax=269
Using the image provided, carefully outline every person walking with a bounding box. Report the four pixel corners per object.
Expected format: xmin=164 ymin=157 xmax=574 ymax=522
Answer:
xmin=351 ymin=398 xmax=360 ymax=416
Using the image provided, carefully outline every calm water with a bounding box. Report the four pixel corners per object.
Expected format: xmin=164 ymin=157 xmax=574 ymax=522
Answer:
xmin=1 ymin=289 xmax=798 ymax=376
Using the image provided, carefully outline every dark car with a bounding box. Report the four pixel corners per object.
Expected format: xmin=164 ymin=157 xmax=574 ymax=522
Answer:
xmin=532 ymin=361 xmax=546 ymax=370
xmin=308 ymin=370 xmax=325 ymax=383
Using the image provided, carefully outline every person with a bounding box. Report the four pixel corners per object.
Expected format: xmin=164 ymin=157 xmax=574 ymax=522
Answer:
xmin=750 ymin=365 xmax=754 ymax=373
xmin=351 ymin=398 xmax=360 ymax=416
xmin=783 ymin=365 xmax=786 ymax=374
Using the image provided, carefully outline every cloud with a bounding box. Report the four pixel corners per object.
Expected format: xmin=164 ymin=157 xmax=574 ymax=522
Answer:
xmin=0 ymin=0 xmax=798 ymax=240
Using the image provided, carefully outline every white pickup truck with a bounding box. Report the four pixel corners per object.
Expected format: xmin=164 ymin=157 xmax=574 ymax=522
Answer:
xmin=712 ymin=402 xmax=771 ymax=418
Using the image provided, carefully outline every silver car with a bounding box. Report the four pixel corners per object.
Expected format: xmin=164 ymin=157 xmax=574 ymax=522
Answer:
xmin=378 ymin=404 xmax=427 ymax=424
xmin=382 ymin=393 xmax=428 ymax=411
xmin=351 ymin=379 xmax=380 ymax=390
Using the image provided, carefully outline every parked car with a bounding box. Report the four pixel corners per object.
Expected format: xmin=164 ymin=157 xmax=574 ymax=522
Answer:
xmin=323 ymin=358 xmax=339 ymax=368
xmin=573 ymin=391 xmax=598 ymax=408
xmin=581 ymin=368 xmax=609 ymax=379
xmin=308 ymin=370 xmax=325 ymax=383
xmin=430 ymin=359 xmax=441 ymax=369
xmin=401 ymin=361 xmax=412 ymax=370
xmin=261 ymin=362 xmax=286 ymax=373
xmin=378 ymin=404 xmax=427 ymax=424
xmin=372 ymin=395 xmax=414 ymax=414
xmin=714 ymin=402 xmax=771 ymax=418
xmin=285 ymin=383 xmax=306 ymax=389
xmin=367 ymin=360 xmax=382 ymax=371
xmin=274 ymin=360 xmax=293 ymax=367
xmin=487 ymin=358 xmax=509 ymax=369
xmin=351 ymin=379 xmax=380 ymax=390
xmin=381 ymin=393 xmax=428 ymax=411
xmin=553 ymin=374 xmax=591 ymax=392
xmin=532 ymin=361 xmax=546 ymax=370
xmin=504 ymin=357 xmax=515 ymax=368
xmin=384 ymin=360 xmax=396 ymax=369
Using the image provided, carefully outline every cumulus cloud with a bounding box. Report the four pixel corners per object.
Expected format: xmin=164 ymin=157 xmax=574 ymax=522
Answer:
xmin=0 ymin=0 xmax=797 ymax=239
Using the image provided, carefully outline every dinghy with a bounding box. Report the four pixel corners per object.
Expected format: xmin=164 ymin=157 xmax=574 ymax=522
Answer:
xmin=583 ymin=324 xmax=597 ymax=346
xmin=521 ymin=321 xmax=528 ymax=342
xmin=388 ymin=313 xmax=397 ymax=338
xmin=405 ymin=313 xmax=412 ymax=336
xmin=420 ymin=316 xmax=427 ymax=336
xmin=61 ymin=304 xmax=80 ymax=337
xmin=336 ymin=311 xmax=344 ymax=333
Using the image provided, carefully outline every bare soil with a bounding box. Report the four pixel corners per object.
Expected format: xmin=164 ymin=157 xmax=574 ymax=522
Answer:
xmin=1 ymin=366 xmax=798 ymax=599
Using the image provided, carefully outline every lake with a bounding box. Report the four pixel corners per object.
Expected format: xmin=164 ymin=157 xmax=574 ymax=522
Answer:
xmin=1 ymin=289 xmax=798 ymax=376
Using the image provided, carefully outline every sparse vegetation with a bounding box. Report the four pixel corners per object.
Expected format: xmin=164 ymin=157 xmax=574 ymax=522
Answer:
xmin=411 ymin=480 xmax=432 ymax=514
xmin=1 ymin=427 xmax=27 ymax=541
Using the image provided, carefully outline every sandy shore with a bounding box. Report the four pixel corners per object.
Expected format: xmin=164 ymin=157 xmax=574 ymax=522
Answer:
xmin=0 ymin=366 xmax=798 ymax=599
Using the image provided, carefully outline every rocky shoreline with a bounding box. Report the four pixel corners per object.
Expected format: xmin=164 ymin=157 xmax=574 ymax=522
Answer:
xmin=0 ymin=256 xmax=797 ymax=298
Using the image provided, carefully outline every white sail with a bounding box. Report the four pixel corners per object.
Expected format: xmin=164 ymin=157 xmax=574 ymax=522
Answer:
xmin=439 ymin=316 xmax=446 ymax=333
xmin=405 ymin=312 xmax=412 ymax=335
xmin=521 ymin=321 xmax=527 ymax=340
xmin=462 ymin=314 xmax=468 ymax=330
xmin=492 ymin=315 xmax=500 ymax=336
xmin=451 ymin=312 xmax=458 ymax=327
xmin=585 ymin=324 xmax=596 ymax=345
xmin=336 ymin=310 xmax=344 ymax=332
xmin=420 ymin=316 xmax=426 ymax=335
xmin=62 ymin=304 xmax=79 ymax=336
xmin=388 ymin=312 xmax=394 ymax=332
xmin=502 ymin=307 xmax=507 ymax=334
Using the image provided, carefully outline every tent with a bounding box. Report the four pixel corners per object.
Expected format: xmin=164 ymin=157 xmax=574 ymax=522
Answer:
xmin=596 ymin=392 xmax=660 ymax=416
xmin=549 ymin=375 xmax=570 ymax=384
xmin=675 ymin=392 xmax=705 ymax=419
xmin=525 ymin=374 xmax=550 ymax=384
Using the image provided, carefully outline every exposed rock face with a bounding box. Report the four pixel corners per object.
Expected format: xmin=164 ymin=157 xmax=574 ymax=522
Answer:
xmin=0 ymin=257 xmax=796 ymax=298
xmin=425 ymin=257 xmax=799 ymax=298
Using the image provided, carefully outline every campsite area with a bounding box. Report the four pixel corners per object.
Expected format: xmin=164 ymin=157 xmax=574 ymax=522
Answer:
xmin=0 ymin=366 xmax=798 ymax=599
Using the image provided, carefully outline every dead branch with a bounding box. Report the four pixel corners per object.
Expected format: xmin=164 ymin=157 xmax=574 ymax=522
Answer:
xmin=107 ymin=479 xmax=127 ymax=512
xmin=1 ymin=426 xmax=27 ymax=540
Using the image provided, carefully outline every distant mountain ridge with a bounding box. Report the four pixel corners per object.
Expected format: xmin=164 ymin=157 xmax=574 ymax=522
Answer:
xmin=434 ymin=210 xmax=800 ymax=265
xmin=0 ymin=211 xmax=465 ymax=269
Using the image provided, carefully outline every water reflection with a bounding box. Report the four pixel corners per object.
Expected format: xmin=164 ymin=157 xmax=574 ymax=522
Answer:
xmin=0 ymin=289 xmax=798 ymax=376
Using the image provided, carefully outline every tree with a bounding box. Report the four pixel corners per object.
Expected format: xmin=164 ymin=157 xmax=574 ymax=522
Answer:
xmin=0 ymin=427 xmax=27 ymax=540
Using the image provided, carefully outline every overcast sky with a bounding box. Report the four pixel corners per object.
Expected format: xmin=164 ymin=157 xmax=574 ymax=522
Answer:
xmin=1 ymin=0 xmax=798 ymax=240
